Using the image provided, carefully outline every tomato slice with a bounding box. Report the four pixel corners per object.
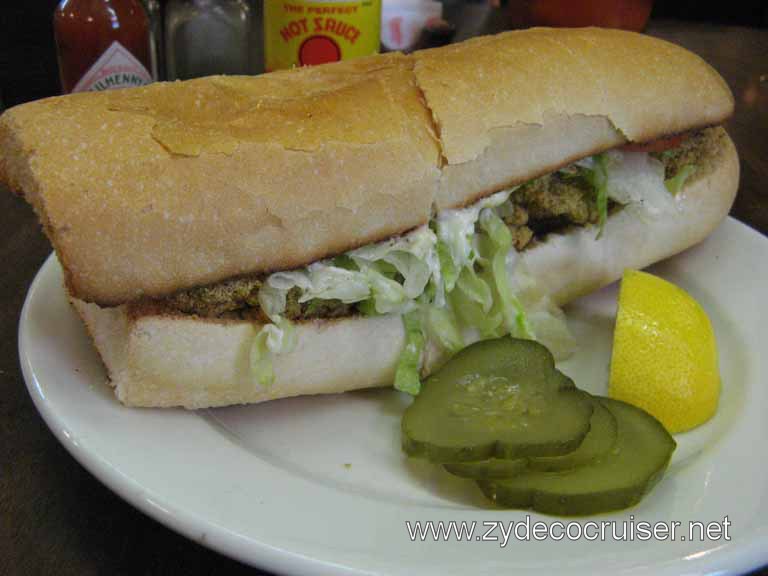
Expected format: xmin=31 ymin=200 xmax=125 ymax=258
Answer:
xmin=621 ymin=133 xmax=688 ymax=154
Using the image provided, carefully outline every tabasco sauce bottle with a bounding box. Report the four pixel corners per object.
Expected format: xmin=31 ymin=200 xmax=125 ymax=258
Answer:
xmin=54 ymin=0 xmax=154 ymax=94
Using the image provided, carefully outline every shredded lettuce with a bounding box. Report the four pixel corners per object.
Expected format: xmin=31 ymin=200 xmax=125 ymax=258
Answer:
xmin=449 ymin=281 xmax=504 ymax=338
xmin=574 ymin=148 xmax=684 ymax=235
xmin=302 ymin=264 xmax=372 ymax=303
xmin=350 ymin=226 xmax=438 ymax=302
xmin=261 ymin=225 xmax=440 ymax=319
xmin=477 ymin=209 xmax=509 ymax=250
xmin=435 ymin=189 xmax=513 ymax=274
xmin=665 ymin=164 xmax=697 ymax=196
xmin=479 ymin=209 xmax=533 ymax=339
xmin=508 ymin=261 xmax=575 ymax=361
xmin=525 ymin=303 xmax=576 ymax=361
xmin=436 ymin=206 xmax=480 ymax=273
xmin=455 ymin=266 xmax=494 ymax=313
xmin=426 ymin=304 xmax=464 ymax=353
xmin=432 ymin=189 xmax=532 ymax=342
xmin=250 ymin=330 xmax=273 ymax=387
xmin=437 ymin=240 xmax=459 ymax=293
xmin=332 ymin=254 xmax=358 ymax=270
xmin=250 ymin=317 xmax=297 ymax=387
xmin=604 ymin=149 xmax=677 ymax=215
xmin=363 ymin=266 xmax=409 ymax=314
xmin=582 ymin=153 xmax=609 ymax=239
xmin=395 ymin=311 xmax=426 ymax=395
xmin=257 ymin=283 xmax=289 ymax=322
xmin=357 ymin=299 xmax=378 ymax=317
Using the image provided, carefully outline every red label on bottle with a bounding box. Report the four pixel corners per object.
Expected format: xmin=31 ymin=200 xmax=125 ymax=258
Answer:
xmin=72 ymin=41 xmax=153 ymax=93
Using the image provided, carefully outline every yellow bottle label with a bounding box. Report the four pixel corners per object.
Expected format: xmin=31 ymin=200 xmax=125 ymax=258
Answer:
xmin=264 ymin=0 xmax=381 ymax=71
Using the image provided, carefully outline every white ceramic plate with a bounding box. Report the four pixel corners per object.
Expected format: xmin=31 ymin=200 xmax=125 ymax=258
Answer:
xmin=20 ymin=217 xmax=768 ymax=576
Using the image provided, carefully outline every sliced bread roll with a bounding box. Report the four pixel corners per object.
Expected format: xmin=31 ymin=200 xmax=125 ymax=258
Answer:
xmin=1 ymin=28 xmax=733 ymax=306
xmin=1 ymin=54 xmax=441 ymax=305
xmin=71 ymin=134 xmax=738 ymax=409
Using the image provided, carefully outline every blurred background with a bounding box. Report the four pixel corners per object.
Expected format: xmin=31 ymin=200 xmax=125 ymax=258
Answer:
xmin=0 ymin=0 xmax=766 ymax=109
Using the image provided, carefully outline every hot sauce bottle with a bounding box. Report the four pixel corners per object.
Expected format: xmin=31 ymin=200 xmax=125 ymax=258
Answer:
xmin=264 ymin=0 xmax=382 ymax=72
xmin=54 ymin=0 xmax=154 ymax=94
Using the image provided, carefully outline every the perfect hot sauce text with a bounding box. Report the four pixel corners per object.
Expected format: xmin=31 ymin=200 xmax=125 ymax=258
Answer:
xmin=264 ymin=1 xmax=381 ymax=71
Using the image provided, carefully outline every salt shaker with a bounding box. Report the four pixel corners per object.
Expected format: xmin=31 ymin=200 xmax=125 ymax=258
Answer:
xmin=164 ymin=0 xmax=254 ymax=80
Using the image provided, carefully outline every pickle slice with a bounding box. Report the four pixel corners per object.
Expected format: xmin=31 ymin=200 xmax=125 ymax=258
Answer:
xmin=478 ymin=398 xmax=676 ymax=516
xmin=528 ymin=397 xmax=617 ymax=472
xmin=444 ymin=458 xmax=527 ymax=480
xmin=443 ymin=395 xmax=617 ymax=479
xmin=402 ymin=337 xmax=593 ymax=463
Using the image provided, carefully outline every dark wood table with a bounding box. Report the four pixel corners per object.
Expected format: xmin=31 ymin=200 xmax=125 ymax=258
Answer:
xmin=1 ymin=20 xmax=766 ymax=576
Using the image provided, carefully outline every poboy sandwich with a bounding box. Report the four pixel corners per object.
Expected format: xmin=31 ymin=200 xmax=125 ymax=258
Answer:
xmin=1 ymin=28 xmax=738 ymax=408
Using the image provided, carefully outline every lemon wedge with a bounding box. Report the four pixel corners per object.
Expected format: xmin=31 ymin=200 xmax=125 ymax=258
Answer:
xmin=608 ymin=269 xmax=720 ymax=433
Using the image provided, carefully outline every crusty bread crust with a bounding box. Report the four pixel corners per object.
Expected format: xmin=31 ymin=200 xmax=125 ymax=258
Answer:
xmin=414 ymin=27 xmax=733 ymax=165
xmin=1 ymin=29 xmax=733 ymax=305
xmin=71 ymin=136 xmax=738 ymax=409
xmin=1 ymin=54 xmax=441 ymax=305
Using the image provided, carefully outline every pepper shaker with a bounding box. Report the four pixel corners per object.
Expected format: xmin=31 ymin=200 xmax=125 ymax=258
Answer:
xmin=164 ymin=0 xmax=255 ymax=80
